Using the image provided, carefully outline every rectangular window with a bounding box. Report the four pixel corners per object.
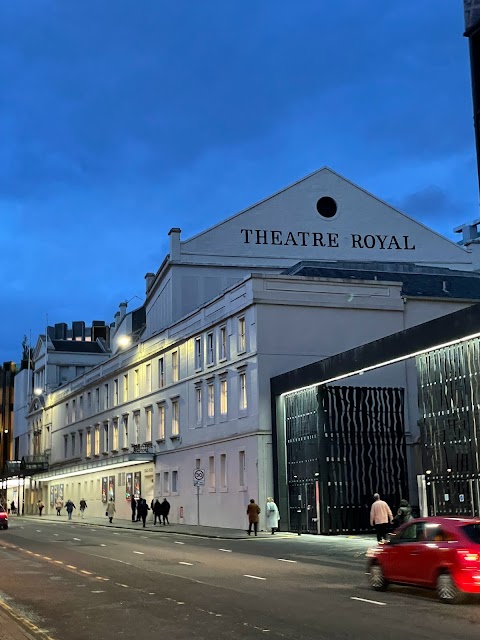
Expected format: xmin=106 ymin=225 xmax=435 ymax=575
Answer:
xmin=79 ymin=431 xmax=83 ymax=456
xmin=172 ymin=470 xmax=178 ymax=493
xmin=208 ymin=456 xmax=215 ymax=491
xmin=87 ymin=392 xmax=91 ymax=413
xmin=146 ymin=408 xmax=152 ymax=442
xmin=172 ymin=400 xmax=179 ymax=436
xmin=65 ymin=403 xmax=69 ymax=424
xmin=158 ymin=358 xmax=165 ymax=388
xmin=123 ymin=374 xmax=129 ymax=402
xmin=220 ymin=379 xmax=228 ymax=415
xmin=207 ymin=382 xmax=215 ymax=418
xmin=220 ymin=453 xmax=227 ymax=490
xmin=238 ymin=316 xmax=246 ymax=353
xmin=72 ymin=399 xmax=76 ymax=422
xmin=104 ymin=383 xmax=109 ymax=410
xmin=114 ymin=379 xmax=119 ymax=406
xmin=196 ymin=387 xmax=202 ymax=422
xmin=71 ymin=434 xmax=76 ymax=457
xmin=207 ymin=332 xmax=214 ymax=365
xmin=86 ymin=430 xmax=92 ymax=457
xmin=172 ymin=351 xmax=179 ymax=383
xmin=157 ymin=404 xmax=165 ymax=440
xmin=195 ymin=457 xmax=201 ymax=469
xmin=134 ymin=369 xmax=140 ymax=398
xmin=64 ymin=436 xmax=68 ymax=458
xmin=113 ymin=418 xmax=119 ymax=451
xmin=146 ymin=364 xmax=152 ymax=393
xmin=122 ymin=415 xmax=129 ymax=448
xmin=133 ymin=412 xmax=140 ymax=444
xmin=239 ymin=372 xmax=247 ymax=410
xmin=95 ymin=388 xmax=100 ymax=412
xmin=103 ymin=422 xmax=109 ymax=453
xmin=79 ymin=395 xmax=84 ymax=420
xmin=239 ymin=450 xmax=246 ymax=487
xmin=163 ymin=471 xmax=169 ymax=494
xmin=94 ymin=426 xmax=100 ymax=455
xmin=220 ymin=326 xmax=227 ymax=360
xmin=194 ymin=337 xmax=202 ymax=370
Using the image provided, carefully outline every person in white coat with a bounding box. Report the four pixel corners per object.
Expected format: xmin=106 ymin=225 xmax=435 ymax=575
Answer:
xmin=266 ymin=497 xmax=280 ymax=534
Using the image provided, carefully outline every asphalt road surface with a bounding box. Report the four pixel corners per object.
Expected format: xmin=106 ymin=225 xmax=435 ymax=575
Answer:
xmin=0 ymin=518 xmax=479 ymax=640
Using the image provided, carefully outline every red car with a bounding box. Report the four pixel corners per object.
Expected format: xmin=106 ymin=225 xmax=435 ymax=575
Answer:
xmin=0 ymin=506 xmax=8 ymax=530
xmin=367 ymin=517 xmax=480 ymax=603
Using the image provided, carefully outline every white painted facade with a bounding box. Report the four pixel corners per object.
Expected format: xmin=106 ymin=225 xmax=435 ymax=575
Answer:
xmin=25 ymin=168 xmax=480 ymax=528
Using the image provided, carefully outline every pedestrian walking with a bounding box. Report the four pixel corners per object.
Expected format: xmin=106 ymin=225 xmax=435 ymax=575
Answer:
xmin=10 ymin=501 xmax=16 ymax=514
xmin=266 ymin=497 xmax=280 ymax=534
xmin=394 ymin=498 xmax=412 ymax=527
xmin=160 ymin=498 xmax=170 ymax=525
xmin=131 ymin=497 xmax=137 ymax=522
xmin=55 ymin=497 xmax=63 ymax=516
xmin=137 ymin=498 xmax=149 ymax=528
xmin=37 ymin=500 xmax=45 ymax=516
xmin=153 ymin=499 xmax=162 ymax=525
xmin=79 ymin=498 xmax=87 ymax=519
xmin=136 ymin=496 xmax=142 ymax=522
xmin=106 ymin=498 xmax=116 ymax=524
xmin=247 ymin=499 xmax=261 ymax=536
xmin=370 ymin=493 xmax=393 ymax=543
xmin=65 ymin=499 xmax=75 ymax=521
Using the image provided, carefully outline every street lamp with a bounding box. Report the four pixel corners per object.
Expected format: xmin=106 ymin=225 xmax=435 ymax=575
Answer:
xmin=117 ymin=335 xmax=132 ymax=348
xmin=34 ymin=388 xmax=43 ymax=396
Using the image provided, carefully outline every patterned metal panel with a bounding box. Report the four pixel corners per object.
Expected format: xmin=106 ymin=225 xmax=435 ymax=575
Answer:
xmin=465 ymin=0 xmax=480 ymax=32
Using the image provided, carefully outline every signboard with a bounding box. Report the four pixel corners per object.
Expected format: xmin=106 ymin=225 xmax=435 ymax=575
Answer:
xmin=108 ymin=476 xmax=115 ymax=501
xmin=193 ymin=469 xmax=205 ymax=487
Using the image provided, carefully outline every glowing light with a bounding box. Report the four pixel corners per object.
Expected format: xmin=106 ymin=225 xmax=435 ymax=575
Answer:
xmin=34 ymin=388 xmax=43 ymax=396
xmin=117 ymin=335 xmax=132 ymax=348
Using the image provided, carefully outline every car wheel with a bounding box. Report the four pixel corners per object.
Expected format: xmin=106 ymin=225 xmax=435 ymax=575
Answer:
xmin=369 ymin=563 xmax=388 ymax=591
xmin=436 ymin=571 xmax=465 ymax=604
xmin=3 ymin=525 xmax=7 ymax=530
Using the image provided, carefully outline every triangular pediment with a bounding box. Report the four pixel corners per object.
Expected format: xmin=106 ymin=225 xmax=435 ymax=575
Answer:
xmin=180 ymin=168 xmax=471 ymax=268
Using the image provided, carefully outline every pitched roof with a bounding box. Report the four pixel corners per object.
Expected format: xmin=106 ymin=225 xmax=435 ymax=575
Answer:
xmin=282 ymin=261 xmax=480 ymax=300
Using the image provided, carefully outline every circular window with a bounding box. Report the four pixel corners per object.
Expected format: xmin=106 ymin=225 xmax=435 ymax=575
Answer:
xmin=316 ymin=196 xmax=337 ymax=219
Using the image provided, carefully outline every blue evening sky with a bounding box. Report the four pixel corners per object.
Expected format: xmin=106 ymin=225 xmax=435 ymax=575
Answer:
xmin=1 ymin=1 xmax=477 ymax=362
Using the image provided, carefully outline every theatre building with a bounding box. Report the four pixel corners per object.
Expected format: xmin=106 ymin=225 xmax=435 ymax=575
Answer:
xmin=25 ymin=168 xmax=480 ymax=530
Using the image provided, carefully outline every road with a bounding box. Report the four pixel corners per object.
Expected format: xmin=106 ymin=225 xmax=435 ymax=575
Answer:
xmin=0 ymin=518 xmax=479 ymax=640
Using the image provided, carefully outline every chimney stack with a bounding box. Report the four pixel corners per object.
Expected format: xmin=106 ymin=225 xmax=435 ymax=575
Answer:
xmin=168 ymin=228 xmax=182 ymax=261
xmin=145 ymin=272 xmax=155 ymax=293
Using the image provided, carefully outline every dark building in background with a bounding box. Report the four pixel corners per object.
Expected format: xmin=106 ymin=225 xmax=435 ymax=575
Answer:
xmin=0 ymin=362 xmax=16 ymax=500
xmin=465 ymin=1 xmax=480 ymax=195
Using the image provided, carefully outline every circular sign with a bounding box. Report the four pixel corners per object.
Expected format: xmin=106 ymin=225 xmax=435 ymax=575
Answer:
xmin=194 ymin=469 xmax=205 ymax=481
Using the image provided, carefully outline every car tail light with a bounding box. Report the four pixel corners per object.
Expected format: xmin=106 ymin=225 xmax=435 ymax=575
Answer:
xmin=457 ymin=549 xmax=480 ymax=563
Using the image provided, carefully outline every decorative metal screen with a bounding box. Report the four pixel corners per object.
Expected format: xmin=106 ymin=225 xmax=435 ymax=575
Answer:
xmin=284 ymin=385 xmax=407 ymax=534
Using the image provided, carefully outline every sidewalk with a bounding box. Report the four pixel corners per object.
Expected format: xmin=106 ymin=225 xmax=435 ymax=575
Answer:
xmin=0 ymin=598 xmax=55 ymax=640
xmin=17 ymin=513 xmax=376 ymax=542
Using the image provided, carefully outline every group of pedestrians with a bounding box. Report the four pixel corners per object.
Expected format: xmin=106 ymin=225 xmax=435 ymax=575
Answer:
xmin=130 ymin=496 xmax=170 ymax=527
xmin=246 ymin=497 xmax=280 ymax=536
xmin=370 ymin=493 xmax=413 ymax=543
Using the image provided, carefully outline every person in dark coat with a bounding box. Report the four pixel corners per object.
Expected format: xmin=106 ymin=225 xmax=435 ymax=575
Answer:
xmin=394 ymin=499 xmax=412 ymax=527
xmin=247 ymin=499 xmax=261 ymax=536
xmin=131 ymin=498 xmax=137 ymax=522
xmin=137 ymin=498 xmax=149 ymax=528
xmin=153 ymin=499 xmax=162 ymax=525
xmin=160 ymin=498 xmax=170 ymax=525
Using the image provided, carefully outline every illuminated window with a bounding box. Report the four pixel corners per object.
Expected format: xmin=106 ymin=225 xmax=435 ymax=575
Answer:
xmin=239 ymin=372 xmax=247 ymax=410
xmin=146 ymin=364 xmax=152 ymax=393
xmin=112 ymin=419 xmax=119 ymax=451
xmin=123 ymin=374 xmax=129 ymax=401
xmin=134 ymin=369 xmax=140 ymax=398
xmin=157 ymin=403 xmax=165 ymax=440
xmin=207 ymin=382 xmax=215 ymax=418
xmin=220 ymin=379 xmax=228 ymax=415
xmin=86 ymin=430 xmax=92 ymax=457
xmin=238 ymin=317 xmax=246 ymax=353
xmin=122 ymin=415 xmax=129 ymax=447
xmin=172 ymin=351 xmax=179 ymax=383
xmin=172 ymin=400 xmax=179 ymax=436
xmin=133 ymin=412 xmax=140 ymax=444
xmin=94 ymin=425 xmax=100 ymax=455
xmin=146 ymin=407 xmax=152 ymax=442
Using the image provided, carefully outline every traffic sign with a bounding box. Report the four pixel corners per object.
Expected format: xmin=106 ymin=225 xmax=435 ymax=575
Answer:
xmin=193 ymin=469 xmax=205 ymax=486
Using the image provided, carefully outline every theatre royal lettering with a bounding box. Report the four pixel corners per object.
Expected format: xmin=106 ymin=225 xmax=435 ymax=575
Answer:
xmin=240 ymin=228 xmax=416 ymax=250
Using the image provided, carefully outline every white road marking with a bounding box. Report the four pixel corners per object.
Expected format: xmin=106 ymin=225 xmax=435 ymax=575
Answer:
xmin=91 ymin=590 xmax=105 ymax=594
xmin=80 ymin=570 xmax=92 ymax=575
xmin=133 ymin=551 xmax=145 ymax=555
xmin=141 ymin=536 xmax=149 ymax=539
xmin=36 ymin=530 xmax=41 ymax=533
xmin=218 ymin=549 xmax=232 ymax=553
xmin=174 ymin=541 xmax=185 ymax=545
xmin=73 ymin=538 xmax=81 ymax=541
xmin=350 ymin=597 xmax=387 ymax=606
xmin=177 ymin=602 xmax=185 ymax=605
xmin=149 ymin=593 xmax=155 ymax=595
xmin=244 ymin=575 xmax=266 ymax=580
xmin=116 ymin=583 xmax=129 ymax=588
xmin=277 ymin=559 xmax=297 ymax=563
xmin=112 ymin=533 xmax=120 ymax=536
xmin=53 ymin=534 xmax=59 ymax=537
xmin=100 ymin=544 xmax=106 ymax=547
xmin=179 ymin=562 xmax=193 ymax=566
xmin=66 ymin=565 xmax=77 ymax=570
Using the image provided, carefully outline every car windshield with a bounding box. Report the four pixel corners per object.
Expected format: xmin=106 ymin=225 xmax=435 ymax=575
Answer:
xmin=462 ymin=524 xmax=480 ymax=544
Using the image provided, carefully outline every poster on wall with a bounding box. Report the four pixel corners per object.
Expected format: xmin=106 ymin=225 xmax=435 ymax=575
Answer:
xmin=50 ymin=486 xmax=54 ymax=507
xmin=134 ymin=471 xmax=141 ymax=499
xmin=125 ymin=473 xmax=132 ymax=500
xmin=108 ymin=476 xmax=115 ymax=501
xmin=53 ymin=485 xmax=58 ymax=502
xmin=59 ymin=484 xmax=64 ymax=501
xmin=102 ymin=477 xmax=108 ymax=503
